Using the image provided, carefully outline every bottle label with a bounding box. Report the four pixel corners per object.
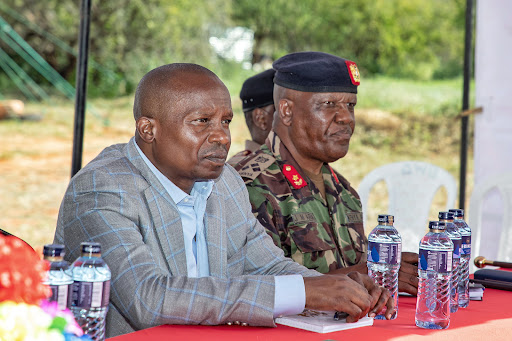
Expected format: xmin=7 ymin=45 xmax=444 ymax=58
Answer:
xmin=368 ymin=242 xmax=401 ymax=264
xmin=419 ymin=249 xmax=453 ymax=272
xmin=452 ymin=238 xmax=461 ymax=258
xmin=71 ymin=280 xmax=110 ymax=308
xmin=461 ymin=235 xmax=471 ymax=255
xmin=49 ymin=284 xmax=72 ymax=310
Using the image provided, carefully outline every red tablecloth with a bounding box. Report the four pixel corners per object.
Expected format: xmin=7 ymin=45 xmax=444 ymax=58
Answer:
xmin=108 ymin=287 xmax=512 ymax=341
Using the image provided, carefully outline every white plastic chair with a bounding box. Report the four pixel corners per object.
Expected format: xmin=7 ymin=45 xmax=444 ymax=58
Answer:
xmin=469 ymin=172 xmax=512 ymax=272
xmin=358 ymin=161 xmax=457 ymax=252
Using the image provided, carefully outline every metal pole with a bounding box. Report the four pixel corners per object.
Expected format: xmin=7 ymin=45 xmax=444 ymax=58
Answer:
xmin=459 ymin=0 xmax=474 ymax=209
xmin=71 ymin=0 xmax=91 ymax=177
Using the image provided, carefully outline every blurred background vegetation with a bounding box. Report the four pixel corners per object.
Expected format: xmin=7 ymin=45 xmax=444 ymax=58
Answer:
xmin=0 ymin=0 xmax=475 ymax=247
xmin=0 ymin=0 xmax=466 ymax=98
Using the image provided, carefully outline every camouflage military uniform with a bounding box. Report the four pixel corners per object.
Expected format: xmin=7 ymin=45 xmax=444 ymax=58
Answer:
xmin=235 ymin=131 xmax=367 ymax=273
xmin=226 ymin=140 xmax=262 ymax=167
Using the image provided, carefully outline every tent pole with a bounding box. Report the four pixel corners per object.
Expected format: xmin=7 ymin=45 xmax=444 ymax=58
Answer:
xmin=459 ymin=0 xmax=474 ymax=209
xmin=71 ymin=0 xmax=92 ymax=178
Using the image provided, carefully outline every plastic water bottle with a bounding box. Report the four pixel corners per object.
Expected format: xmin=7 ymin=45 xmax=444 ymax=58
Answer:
xmin=450 ymin=208 xmax=471 ymax=308
xmin=367 ymin=214 xmax=402 ymax=320
xmin=439 ymin=211 xmax=461 ymax=313
xmin=416 ymin=221 xmax=454 ymax=329
xmin=70 ymin=242 xmax=111 ymax=341
xmin=43 ymin=244 xmax=73 ymax=310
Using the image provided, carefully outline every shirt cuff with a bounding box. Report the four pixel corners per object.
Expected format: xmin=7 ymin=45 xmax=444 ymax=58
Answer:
xmin=273 ymin=275 xmax=306 ymax=318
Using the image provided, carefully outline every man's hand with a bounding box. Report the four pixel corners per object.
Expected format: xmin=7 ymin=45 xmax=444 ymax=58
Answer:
xmin=398 ymin=252 xmax=419 ymax=296
xmin=346 ymin=271 xmax=394 ymax=319
xmin=303 ymin=273 xmax=394 ymax=323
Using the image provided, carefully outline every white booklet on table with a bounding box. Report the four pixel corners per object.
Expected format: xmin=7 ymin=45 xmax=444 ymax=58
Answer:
xmin=275 ymin=309 xmax=374 ymax=333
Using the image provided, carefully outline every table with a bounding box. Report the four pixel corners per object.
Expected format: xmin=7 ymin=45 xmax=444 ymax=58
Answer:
xmin=107 ymin=287 xmax=512 ymax=341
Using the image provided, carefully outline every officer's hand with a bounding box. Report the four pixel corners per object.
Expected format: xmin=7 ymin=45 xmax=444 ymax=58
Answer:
xmin=398 ymin=252 xmax=419 ymax=296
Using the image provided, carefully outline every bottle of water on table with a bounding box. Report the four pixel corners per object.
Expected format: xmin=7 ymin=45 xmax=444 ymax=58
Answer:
xmin=70 ymin=242 xmax=111 ymax=341
xmin=449 ymin=208 xmax=471 ymax=308
xmin=43 ymin=244 xmax=73 ymax=310
xmin=415 ymin=221 xmax=453 ymax=329
xmin=367 ymin=214 xmax=402 ymax=320
xmin=439 ymin=211 xmax=461 ymax=313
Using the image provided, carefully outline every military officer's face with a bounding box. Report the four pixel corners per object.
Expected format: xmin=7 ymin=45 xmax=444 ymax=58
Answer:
xmin=289 ymin=91 xmax=356 ymax=164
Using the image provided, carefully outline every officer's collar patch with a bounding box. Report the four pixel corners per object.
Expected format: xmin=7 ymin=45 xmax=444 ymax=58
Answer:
xmin=283 ymin=164 xmax=307 ymax=189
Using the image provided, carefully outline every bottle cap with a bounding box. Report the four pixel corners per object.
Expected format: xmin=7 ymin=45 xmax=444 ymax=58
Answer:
xmin=81 ymin=242 xmax=102 ymax=254
xmin=438 ymin=211 xmax=454 ymax=220
xmin=429 ymin=221 xmax=446 ymax=230
xmin=449 ymin=208 xmax=464 ymax=218
xmin=43 ymin=244 xmax=65 ymax=257
xmin=377 ymin=214 xmax=394 ymax=224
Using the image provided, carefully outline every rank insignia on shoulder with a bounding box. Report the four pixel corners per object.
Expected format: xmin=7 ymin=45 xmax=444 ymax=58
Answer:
xmin=283 ymin=164 xmax=307 ymax=189
xmin=237 ymin=152 xmax=276 ymax=180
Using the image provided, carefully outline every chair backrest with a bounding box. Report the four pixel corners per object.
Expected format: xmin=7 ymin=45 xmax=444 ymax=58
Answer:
xmin=358 ymin=161 xmax=457 ymax=252
xmin=469 ymin=172 xmax=512 ymax=272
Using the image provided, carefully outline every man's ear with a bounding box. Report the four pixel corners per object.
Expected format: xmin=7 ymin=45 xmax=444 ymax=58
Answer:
xmin=278 ymin=99 xmax=293 ymax=127
xmin=136 ymin=117 xmax=156 ymax=143
xmin=252 ymin=108 xmax=271 ymax=131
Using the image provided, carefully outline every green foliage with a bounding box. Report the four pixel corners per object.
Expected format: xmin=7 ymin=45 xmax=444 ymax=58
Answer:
xmin=232 ymin=0 xmax=466 ymax=80
xmin=1 ymin=0 xmax=231 ymax=97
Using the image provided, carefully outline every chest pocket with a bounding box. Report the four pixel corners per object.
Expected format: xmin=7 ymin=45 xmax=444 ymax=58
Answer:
xmin=286 ymin=211 xmax=337 ymax=252
xmin=288 ymin=220 xmax=337 ymax=253
xmin=286 ymin=215 xmax=339 ymax=273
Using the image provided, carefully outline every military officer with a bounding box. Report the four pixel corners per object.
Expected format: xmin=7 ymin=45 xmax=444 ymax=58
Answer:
xmin=227 ymin=69 xmax=275 ymax=166
xmin=235 ymin=51 xmax=419 ymax=295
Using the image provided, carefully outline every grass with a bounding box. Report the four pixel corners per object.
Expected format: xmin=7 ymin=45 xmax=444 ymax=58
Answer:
xmin=0 ymin=77 xmax=475 ymax=248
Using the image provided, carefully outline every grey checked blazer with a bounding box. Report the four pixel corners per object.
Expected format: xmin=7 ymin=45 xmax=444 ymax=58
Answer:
xmin=54 ymin=138 xmax=319 ymax=338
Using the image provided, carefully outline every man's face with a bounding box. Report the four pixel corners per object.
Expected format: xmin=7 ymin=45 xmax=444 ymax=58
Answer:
xmin=288 ymin=91 xmax=356 ymax=164
xmin=152 ymin=73 xmax=233 ymax=192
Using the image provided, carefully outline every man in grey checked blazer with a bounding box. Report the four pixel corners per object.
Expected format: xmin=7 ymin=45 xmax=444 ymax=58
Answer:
xmin=54 ymin=63 xmax=393 ymax=338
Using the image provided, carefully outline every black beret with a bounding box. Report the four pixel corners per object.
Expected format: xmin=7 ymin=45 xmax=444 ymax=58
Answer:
xmin=239 ymin=69 xmax=276 ymax=112
xmin=273 ymin=51 xmax=360 ymax=93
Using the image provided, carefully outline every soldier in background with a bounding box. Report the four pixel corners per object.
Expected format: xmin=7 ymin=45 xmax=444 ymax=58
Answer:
xmin=236 ymin=51 xmax=419 ymax=295
xmin=227 ymin=69 xmax=275 ymax=166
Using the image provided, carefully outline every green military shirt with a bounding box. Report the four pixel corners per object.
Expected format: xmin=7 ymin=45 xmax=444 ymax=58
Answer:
xmin=235 ymin=131 xmax=367 ymax=273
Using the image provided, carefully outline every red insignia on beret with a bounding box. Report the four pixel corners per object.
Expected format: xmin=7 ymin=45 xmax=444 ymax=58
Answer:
xmin=283 ymin=164 xmax=307 ymax=189
xmin=345 ymin=61 xmax=360 ymax=86
xmin=329 ymin=166 xmax=340 ymax=184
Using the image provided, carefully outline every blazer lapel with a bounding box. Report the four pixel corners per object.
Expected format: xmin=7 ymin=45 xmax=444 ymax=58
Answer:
xmin=205 ymin=186 xmax=227 ymax=278
xmin=126 ymin=139 xmax=188 ymax=276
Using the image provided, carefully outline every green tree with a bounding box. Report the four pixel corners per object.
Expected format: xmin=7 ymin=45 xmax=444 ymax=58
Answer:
xmin=232 ymin=0 xmax=466 ymax=80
